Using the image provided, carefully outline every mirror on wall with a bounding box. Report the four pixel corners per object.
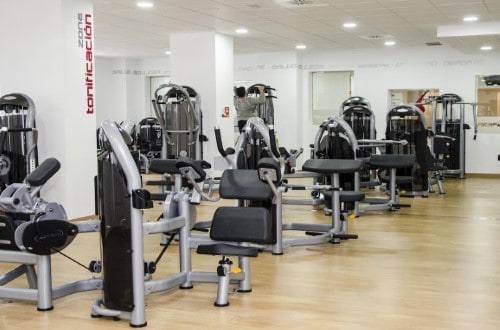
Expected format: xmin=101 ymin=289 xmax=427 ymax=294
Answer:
xmin=388 ymin=88 xmax=440 ymax=127
xmin=476 ymin=75 xmax=500 ymax=133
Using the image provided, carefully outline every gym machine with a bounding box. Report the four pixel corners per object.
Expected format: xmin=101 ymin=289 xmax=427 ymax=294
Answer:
xmin=149 ymin=84 xmax=207 ymax=196
xmin=135 ymin=117 xmax=163 ymax=173
xmin=484 ymin=75 xmax=500 ymax=86
xmin=0 ymin=157 xmax=102 ymax=311
xmin=339 ymin=96 xmax=376 ymax=143
xmin=429 ymin=93 xmax=478 ymax=179
xmin=223 ymin=117 xmax=284 ymax=171
xmin=94 ymin=120 xmax=269 ymax=326
xmin=0 ymin=93 xmax=38 ymax=190
xmin=246 ymin=83 xmax=276 ymax=125
xmin=152 ymin=84 xmax=206 ymax=160
xmin=312 ymin=116 xmax=413 ymax=214
xmin=218 ymin=117 xmax=363 ymax=253
xmin=385 ymin=104 xmax=429 ymax=196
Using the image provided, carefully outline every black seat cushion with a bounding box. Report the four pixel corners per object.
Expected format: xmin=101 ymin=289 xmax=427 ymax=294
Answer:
xmin=323 ymin=190 xmax=365 ymax=202
xmin=196 ymin=243 xmax=259 ymax=257
xmin=302 ymin=159 xmax=364 ymax=175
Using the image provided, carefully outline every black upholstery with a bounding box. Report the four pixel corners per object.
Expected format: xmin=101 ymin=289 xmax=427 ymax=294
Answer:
xmin=323 ymin=190 xmax=365 ymax=203
xmin=196 ymin=243 xmax=259 ymax=257
xmin=0 ymin=215 xmax=19 ymax=250
xmin=378 ymin=170 xmax=413 ymax=185
xmin=219 ymin=170 xmax=274 ymax=200
xmin=425 ymin=146 xmax=447 ymax=172
xmin=302 ymin=159 xmax=364 ymax=174
xmin=149 ymin=159 xmax=180 ymax=175
xmin=26 ymin=158 xmax=60 ymax=187
xmin=197 ymin=206 xmax=271 ymax=256
xmin=340 ymin=190 xmax=365 ymax=202
xmin=369 ymin=154 xmax=416 ymax=169
xmin=209 ymin=206 xmax=272 ymax=244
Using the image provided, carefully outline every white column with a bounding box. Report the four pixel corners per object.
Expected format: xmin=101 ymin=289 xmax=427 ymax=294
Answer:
xmin=170 ymin=32 xmax=234 ymax=170
xmin=0 ymin=0 xmax=97 ymax=219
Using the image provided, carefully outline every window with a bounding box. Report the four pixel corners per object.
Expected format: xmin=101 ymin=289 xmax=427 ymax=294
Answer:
xmin=311 ymin=71 xmax=353 ymax=125
xmin=388 ymin=88 xmax=440 ymax=128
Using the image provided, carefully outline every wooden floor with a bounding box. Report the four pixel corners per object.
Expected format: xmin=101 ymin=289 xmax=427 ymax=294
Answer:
xmin=1 ymin=175 xmax=500 ymax=329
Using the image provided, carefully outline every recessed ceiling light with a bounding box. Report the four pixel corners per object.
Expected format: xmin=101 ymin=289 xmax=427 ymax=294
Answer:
xmin=343 ymin=22 xmax=357 ymax=28
xmin=165 ymin=51 xmax=171 ymax=55
xmin=137 ymin=1 xmax=153 ymax=8
xmin=296 ymin=44 xmax=307 ymax=50
xmin=384 ymin=41 xmax=396 ymax=46
xmin=235 ymin=28 xmax=248 ymax=34
xmin=480 ymin=45 xmax=493 ymax=51
xmin=463 ymin=16 xmax=478 ymax=22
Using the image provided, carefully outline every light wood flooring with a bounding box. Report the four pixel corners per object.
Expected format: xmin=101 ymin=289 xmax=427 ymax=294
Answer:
xmin=1 ymin=175 xmax=500 ymax=329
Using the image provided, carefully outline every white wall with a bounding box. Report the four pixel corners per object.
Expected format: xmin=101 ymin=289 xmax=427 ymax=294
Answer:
xmin=0 ymin=0 xmax=97 ymax=218
xmin=95 ymin=57 xmax=128 ymax=125
xmin=234 ymin=52 xmax=301 ymax=153
xmin=95 ymin=56 xmax=170 ymax=126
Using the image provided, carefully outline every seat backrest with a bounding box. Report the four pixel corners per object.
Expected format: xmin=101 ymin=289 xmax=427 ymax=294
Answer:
xmin=219 ymin=169 xmax=274 ymax=200
xmin=210 ymin=206 xmax=272 ymax=244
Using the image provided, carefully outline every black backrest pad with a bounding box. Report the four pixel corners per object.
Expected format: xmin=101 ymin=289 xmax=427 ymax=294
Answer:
xmin=26 ymin=158 xmax=61 ymax=187
xmin=257 ymin=157 xmax=282 ymax=183
xmin=220 ymin=169 xmax=274 ymax=200
xmin=210 ymin=206 xmax=272 ymax=244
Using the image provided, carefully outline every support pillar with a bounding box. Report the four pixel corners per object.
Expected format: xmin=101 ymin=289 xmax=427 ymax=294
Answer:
xmin=170 ymin=32 xmax=234 ymax=170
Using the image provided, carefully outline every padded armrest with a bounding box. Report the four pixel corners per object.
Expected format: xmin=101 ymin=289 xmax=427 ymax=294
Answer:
xmin=26 ymin=158 xmax=60 ymax=187
xmin=149 ymin=159 xmax=180 ymax=175
xmin=175 ymin=157 xmax=211 ymax=182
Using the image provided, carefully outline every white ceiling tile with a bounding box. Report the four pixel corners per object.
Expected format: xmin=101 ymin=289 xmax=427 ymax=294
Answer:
xmin=92 ymin=0 xmax=500 ymax=56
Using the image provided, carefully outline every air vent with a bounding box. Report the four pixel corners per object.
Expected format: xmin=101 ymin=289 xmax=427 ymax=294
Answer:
xmin=287 ymin=0 xmax=313 ymax=4
xmin=425 ymin=42 xmax=443 ymax=46
xmin=361 ymin=35 xmax=393 ymax=40
xmin=273 ymin=0 xmax=328 ymax=8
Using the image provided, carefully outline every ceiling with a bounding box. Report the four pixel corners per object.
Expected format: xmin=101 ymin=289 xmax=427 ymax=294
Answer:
xmin=93 ymin=0 xmax=500 ymax=57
